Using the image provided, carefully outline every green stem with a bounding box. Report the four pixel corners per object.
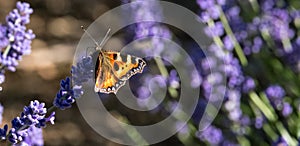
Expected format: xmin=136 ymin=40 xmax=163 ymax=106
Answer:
xmin=117 ymin=114 xmax=149 ymax=145
xmin=207 ymin=20 xmax=225 ymax=48
xmin=237 ymin=136 xmax=251 ymax=146
xmin=248 ymin=0 xmax=260 ymax=13
xmin=281 ymin=37 xmax=292 ymax=53
xmin=154 ymin=57 xmax=178 ymax=98
xmin=249 ymin=91 xmax=277 ymax=121
xmin=249 ymin=100 xmax=278 ymax=140
xmin=263 ymin=124 xmax=278 ymax=141
xmin=260 ymin=28 xmax=276 ymax=49
xmin=275 ymin=122 xmax=298 ymax=146
xmin=218 ymin=6 xmax=248 ymax=66
xmin=3 ymin=45 xmax=11 ymax=58
xmin=47 ymin=105 xmax=57 ymax=114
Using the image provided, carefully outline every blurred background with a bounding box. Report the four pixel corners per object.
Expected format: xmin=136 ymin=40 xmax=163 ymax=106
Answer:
xmin=0 ymin=0 xmax=199 ymax=145
xmin=1 ymin=0 xmax=300 ymax=145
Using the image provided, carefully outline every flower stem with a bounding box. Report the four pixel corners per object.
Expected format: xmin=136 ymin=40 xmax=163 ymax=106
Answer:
xmin=2 ymin=45 xmax=11 ymax=58
xmin=262 ymin=124 xmax=278 ymax=141
xmin=47 ymin=105 xmax=57 ymax=114
xmin=248 ymin=0 xmax=260 ymax=13
xmin=207 ymin=19 xmax=225 ymax=49
xmin=154 ymin=57 xmax=178 ymax=98
xmin=115 ymin=112 xmax=149 ymax=145
xmin=249 ymin=91 xmax=277 ymax=121
xmin=275 ymin=122 xmax=298 ymax=146
xmin=218 ymin=6 xmax=248 ymax=66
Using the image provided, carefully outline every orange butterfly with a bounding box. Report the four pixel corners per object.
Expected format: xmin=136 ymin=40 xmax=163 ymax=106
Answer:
xmin=81 ymin=26 xmax=146 ymax=94
xmin=94 ymin=50 xmax=146 ymax=94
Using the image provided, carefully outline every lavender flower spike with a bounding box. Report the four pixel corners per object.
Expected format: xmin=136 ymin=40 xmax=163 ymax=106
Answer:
xmin=53 ymin=77 xmax=76 ymax=110
xmin=8 ymin=100 xmax=55 ymax=144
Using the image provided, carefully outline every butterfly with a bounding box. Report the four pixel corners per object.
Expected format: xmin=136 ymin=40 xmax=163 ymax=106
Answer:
xmin=81 ymin=26 xmax=146 ymax=94
xmin=94 ymin=50 xmax=146 ymax=94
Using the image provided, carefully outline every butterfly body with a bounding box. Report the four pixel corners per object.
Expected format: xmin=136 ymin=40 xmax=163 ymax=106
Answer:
xmin=94 ymin=50 xmax=146 ymax=94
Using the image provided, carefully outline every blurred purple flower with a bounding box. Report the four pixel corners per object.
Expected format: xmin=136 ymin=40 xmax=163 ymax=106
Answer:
xmin=196 ymin=126 xmax=223 ymax=145
xmin=255 ymin=116 xmax=265 ymax=129
xmin=266 ymin=85 xmax=286 ymax=99
xmin=168 ymin=70 xmax=180 ymax=89
xmin=265 ymin=85 xmax=286 ymax=110
xmin=242 ymin=77 xmax=255 ymax=93
xmin=71 ymin=56 xmax=94 ymax=87
xmin=0 ymin=25 xmax=8 ymax=49
xmin=18 ymin=126 xmax=43 ymax=146
xmin=204 ymin=21 xmax=224 ymax=37
xmin=0 ymin=104 xmax=3 ymax=125
xmin=282 ymin=102 xmax=293 ymax=117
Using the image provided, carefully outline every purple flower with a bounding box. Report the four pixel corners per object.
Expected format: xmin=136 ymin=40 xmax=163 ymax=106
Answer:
xmin=255 ymin=116 xmax=264 ymax=129
xmin=18 ymin=126 xmax=43 ymax=146
xmin=71 ymin=56 xmax=94 ymax=87
xmin=0 ymin=125 xmax=8 ymax=140
xmin=265 ymin=85 xmax=286 ymax=109
xmin=204 ymin=21 xmax=224 ymax=37
xmin=197 ymin=0 xmax=215 ymax=10
xmin=242 ymin=77 xmax=255 ymax=93
xmin=1 ymin=2 xmax=35 ymax=72
xmin=8 ymin=100 xmax=54 ymax=144
xmin=0 ymin=103 xmax=3 ymax=124
xmin=0 ymin=2 xmax=35 ymax=85
xmin=0 ymin=25 xmax=8 ymax=49
xmin=265 ymin=85 xmax=286 ymax=99
xmin=282 ymin=102 xmax=293 ymax=117
xmin=53 ymin=77 xmax=76 ymax=110
xmin=196 ymin=126 xmax=223 ymax=145
xmin=21 ymin=100 xmax=47 ymax=126
xmin=223 ymin=35 xmax=234 ymax=51
xmin=168 ymin=70 xmax=180 ymax=89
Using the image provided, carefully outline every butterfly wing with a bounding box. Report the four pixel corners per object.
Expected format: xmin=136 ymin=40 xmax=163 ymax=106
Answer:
xmin=103 ymin=51 xmax=146 ymax=81
xmin=94 ymin=53 xmax=126 ymax=94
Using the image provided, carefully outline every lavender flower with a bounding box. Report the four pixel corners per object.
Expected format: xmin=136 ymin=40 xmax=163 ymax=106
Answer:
xmin=0 ymin=2 xmax=35 ymax=85
xmin=2 ymin=2 xmax=35 ymax=71
xmin=53 ymin=77 xmax=76 ymax=110
xmin=265 ymin=85 xmax=286 ymax=104
xmin=254 ymin=116 xmax=265 ymax=129
xmin=168 ymin=70 xmax=180 ymax=89
xmin=8 ymin=100 xmax=55 ymax=144
xmin=71 ymin=56 xmax=94 ymax=86
xmin=55 ymin=55 xmax=94 ymax=110
xmin=17 ymin=126 xmax=43 ymax=146
xmin=0 ymin=125 xmax=8 ymax=140
xmin=282 ymin=102 xmax=293 ymax=117
xmin=242 ymin=77 xmax=255 ymax=93
xmin=197 ymin=0 xmax=247 ymax=125
xmin=195 ymin=126 xmax=223 ymax=145
xmin=0 ymin=104 xmax=3 ymax=124
xmin=0 ymin=25 xmax=9 ymax=49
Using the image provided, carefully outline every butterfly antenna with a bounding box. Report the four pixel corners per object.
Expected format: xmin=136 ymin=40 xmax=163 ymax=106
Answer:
xmin=98 ymin=28 xmax=111 ymax=49
xmin=81 ymin=26 xmax=100 ymax=47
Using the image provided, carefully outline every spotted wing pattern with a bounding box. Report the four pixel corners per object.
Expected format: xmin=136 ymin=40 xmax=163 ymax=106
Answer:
xmin=94 ymin=51 xmax=146 ymax=94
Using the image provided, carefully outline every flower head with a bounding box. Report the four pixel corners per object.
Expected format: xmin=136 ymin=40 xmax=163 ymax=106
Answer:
xmin=195 ymin=126 xmax=223 ymax=145
xmin=8 ymin=100 xmax=54 ymax=144
xmin=53 ymin=77 xmax=76 ymax=110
